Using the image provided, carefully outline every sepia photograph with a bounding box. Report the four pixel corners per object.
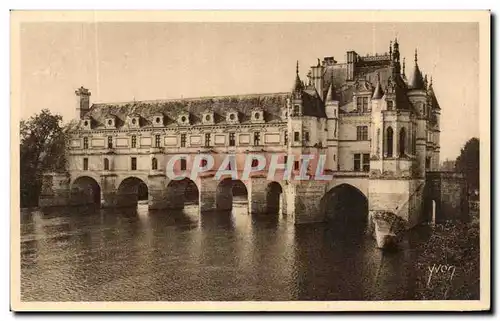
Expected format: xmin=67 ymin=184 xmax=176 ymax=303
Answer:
xmin=10 ymin=10 xmax=490 ymax=311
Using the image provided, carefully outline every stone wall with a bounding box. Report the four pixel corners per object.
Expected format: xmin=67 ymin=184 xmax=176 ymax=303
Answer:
xmin=425 ymin=171 xmax=469 ymax=222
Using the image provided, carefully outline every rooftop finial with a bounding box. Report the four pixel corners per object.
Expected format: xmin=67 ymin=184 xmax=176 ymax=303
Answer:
xmin=402 ymin=57 xmax=406 ymax=76
xmin=389 ymin=40 xmax=392 ymax=57
xmin=394 ymin=37 xmax=398 ymax=45
xmin=296 ymin=60 xmax=299 ymax=74
xmin=414 ymin=48 xmax=418 ymax=64
xmin=317 ymin=58 xmax=321 ymax=67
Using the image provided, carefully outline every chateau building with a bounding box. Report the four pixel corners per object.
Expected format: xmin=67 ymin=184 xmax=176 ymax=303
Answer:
xmin=41 ymin=39 xmax=467 ymax=239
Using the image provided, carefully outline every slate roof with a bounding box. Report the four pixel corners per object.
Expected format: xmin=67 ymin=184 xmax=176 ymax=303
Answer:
xmin=84 ymin=93 xmax=289 ymax=129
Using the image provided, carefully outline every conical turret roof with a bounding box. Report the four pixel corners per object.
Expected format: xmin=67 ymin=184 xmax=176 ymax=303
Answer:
xmin=372 ymin=73 xmax=385 ymax=99
xmin=408 ymin=49 xmax=425 ymax=90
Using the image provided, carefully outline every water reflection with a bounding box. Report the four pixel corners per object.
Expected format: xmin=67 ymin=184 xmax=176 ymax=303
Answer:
xmin=21 ymin=205 xmax=428 ymax=301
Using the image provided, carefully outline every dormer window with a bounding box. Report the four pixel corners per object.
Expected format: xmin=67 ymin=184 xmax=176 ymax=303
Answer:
xmin=178 ymin=113 xmax=190 ymax=126
xmin=81 ymin=117 xmax=92 ymax=130
xmin=128 ymin=115 xmax=140 ymax=128
xmin=152 ymin=114 xmax=164 ymax=127
xmin=226 ymin=110 xmax=239 ymax=124
xmin=105 ymin=116 xmax=116 ymax=129
xmin=387 ymin=100 xmax=394 ymax=110
xmin=202 ymin=111 xmax=214 ymax=125
xmin=356 ymin=96 xmax=370 ymax=113
xmin=251 ymin=109 xmax=264 ymax=123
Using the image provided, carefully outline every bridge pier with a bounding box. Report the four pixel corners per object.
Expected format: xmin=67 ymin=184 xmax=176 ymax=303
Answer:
xmin=199 ymin=176 xmax=217 ymax=212
xmin=293 ymin=180 xmax=327 ymax=224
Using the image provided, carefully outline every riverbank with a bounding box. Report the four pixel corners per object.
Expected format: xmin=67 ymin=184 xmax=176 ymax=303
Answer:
xmin=414 ymin=215 xmax=480 ymax=300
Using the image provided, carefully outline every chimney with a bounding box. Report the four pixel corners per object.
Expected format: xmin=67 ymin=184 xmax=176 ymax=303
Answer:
xmin=75 ymin=86 xmax=91 ymax=119
xmin=311 ymin=58 xmax=325 ymax=100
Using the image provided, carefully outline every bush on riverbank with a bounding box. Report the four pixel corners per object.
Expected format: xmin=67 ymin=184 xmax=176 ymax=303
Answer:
xmin=414 ymin=217 xmax=480 ymax=300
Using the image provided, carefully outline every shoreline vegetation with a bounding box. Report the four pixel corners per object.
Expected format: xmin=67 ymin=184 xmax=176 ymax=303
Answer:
xmin=414 ymin=205 xmax=480 ymax=300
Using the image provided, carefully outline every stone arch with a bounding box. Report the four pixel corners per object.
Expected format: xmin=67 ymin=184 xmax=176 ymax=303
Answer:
xmin=216 ymin=178 xmax=249 ymax=211
xmin=321 ymin=183 xmax=368 ymax=231
xmin=386 ymin=126 xmax=394 ymax=157
xmin=70 ymin=176 xmax=101 ymax=205
xmin=266 ymin=181 xmax=284 ymax=215
xmin=165 ymin=178 xmax=200 ymax=210
xmin=117 ymin=176 xmax=149 ymax=207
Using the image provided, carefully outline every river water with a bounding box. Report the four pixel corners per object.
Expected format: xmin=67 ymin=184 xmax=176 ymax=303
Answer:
xmin=20 ymin=204 xmax=432 ymax=301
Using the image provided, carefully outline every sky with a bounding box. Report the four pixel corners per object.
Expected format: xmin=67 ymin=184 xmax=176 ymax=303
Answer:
xmin=19 ymin=22 xmax=479 ymax=161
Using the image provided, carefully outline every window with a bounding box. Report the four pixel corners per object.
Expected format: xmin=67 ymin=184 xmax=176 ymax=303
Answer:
xmin=386 ymin=127 xmax=394 ymax=157
xmin=356 ymin=97 xmax=362 ymax=111
xmin=354 ymin=154 xmax=361 ymax=171
xmin=107 ymin=136 xmax=113 ymax=149
xmin=200 ymin=159 xmax=208 ymax=168
xmin=294 ymin=132 xmax=300 ymax=142
xmin=356 ymin=126 xmax=368 ymax=141
xmin=357 ymin=97 xmax=369 ymax=112
xmin=304 ymin=131 xmax=310 ymax=142
xmin=354 ymin=153 xmax=370 ymax=172
xmin=83 ymin=137 xmax=89 ymax=149
xmin=362 ymin=154 xmax=370 ymax=172
xmin=83 ymin=158 xmax=88 ymax=170
xmin=294 ymin=161 xmax=300 ymax=171
xmin=155 ymin=135 xmax=161 ymax=148
xmin=254 ymin=132 xmax=261 ymax=145
xmin=180 ymin=134 xmax=186 ymax=147
xmin=229 ymin=133 xmax=236 ymax=146
xmin=254 ymin=112 xmax=260 ymax=120
xmin=152 ymin=157 xmax=158 ymax=170
xmin=180 ymin=158 xmax=187 ymax=171
xmin=387 ymin=101 xmax=394 ymax=110
xmin=251 ymin=159 xmax=259 ymax=168
xmin=131 ymin=135 xmax=137 ymax=148
xmin=131 ymin=157 xmax=137 ymax=170
xmin=131 ymin=118 xmax=137 ymax=125
xmin=293 ymin=105 xmax=300 ymax=115
xmin=104 ymin=158 xmax=109 ymax=170
xmin=205 ymin=133 xmax=211 ymax=147
xmin=284 ymin=155 xmax=288 ymax=169
xmin=426 ymin=157 xmax=431 ymax=169
xmin=399 ymin=128 xmax=406 ymax=157
xmin=362 ymin=97 xmax=369 ymax=112
xmin=284 ymin=132 xmax=288 ymax=145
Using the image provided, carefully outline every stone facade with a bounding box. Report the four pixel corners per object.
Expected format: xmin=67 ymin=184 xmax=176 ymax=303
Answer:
xmin=40 ymin=39 xmax=468 ymax=229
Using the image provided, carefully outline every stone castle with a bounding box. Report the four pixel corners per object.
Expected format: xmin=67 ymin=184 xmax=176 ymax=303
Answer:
xmin=40 ymin=39 xmax=468 ymax=242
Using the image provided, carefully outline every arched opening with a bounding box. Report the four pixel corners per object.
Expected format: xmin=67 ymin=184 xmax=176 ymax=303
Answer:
xmin=399 ymin=128 xmax=406 ymax=157
xmin=216 ymin=178 xmax=248 ymax=211
xmin=266 ymin=181 xmax=283 ymax=215
xmin=117 ymin=177 xmax=149 ymax=207
xmin=386 ymin=127 xmax=394 ymax=157
xmin=165 ymin=178 xmax=200 ymax=210
xmin=71 ymin=176 xmax=101 ymax=206
xmin=321 ymin=184 xmax=368 ymax=235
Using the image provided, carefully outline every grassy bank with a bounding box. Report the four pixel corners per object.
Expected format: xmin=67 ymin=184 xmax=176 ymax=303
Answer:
xmin=414 ymin=215 xmax=480 ymax=300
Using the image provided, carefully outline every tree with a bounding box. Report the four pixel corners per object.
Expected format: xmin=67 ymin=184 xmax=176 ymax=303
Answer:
xmin=455 ymin=137 xmax=480 ymax=195
xmin=20 ymin=109 xmax=69 ymax=207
